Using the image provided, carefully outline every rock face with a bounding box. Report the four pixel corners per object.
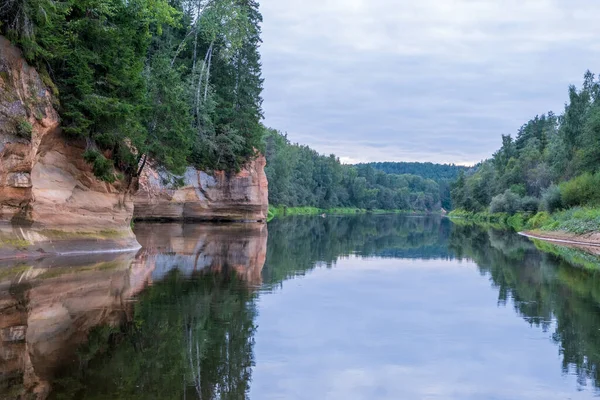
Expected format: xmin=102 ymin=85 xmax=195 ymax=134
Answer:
xmin=0 ymin=36 xmax=137 ymax=256
xmin=134 ymin=157 xmax=269 ymax=222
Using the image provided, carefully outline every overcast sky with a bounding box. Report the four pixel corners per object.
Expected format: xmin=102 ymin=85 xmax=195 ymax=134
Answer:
xmin=258 ymin=0 xmax=600 ymax=165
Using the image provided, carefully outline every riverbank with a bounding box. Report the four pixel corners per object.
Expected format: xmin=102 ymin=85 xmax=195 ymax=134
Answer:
xmin=449 ymin=207 xmax=600 ymax=245
xmin=267 ymin=206 xmax=435 ymax=221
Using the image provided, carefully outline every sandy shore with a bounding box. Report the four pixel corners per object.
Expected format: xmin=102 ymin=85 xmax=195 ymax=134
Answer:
xmin=520 ymin=230 xmax=600 ymax=255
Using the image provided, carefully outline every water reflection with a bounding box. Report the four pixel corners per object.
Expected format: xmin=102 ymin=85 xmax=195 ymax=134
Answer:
xmin=450 ymin=223 xmax=600 ymax=391
xmin=262 ymin=215 xmax=454 ymax=287
xmin=2 ymin=215 xmax=600 ymax=398
xmin=0 ymin=223 xmax=267 ymax=399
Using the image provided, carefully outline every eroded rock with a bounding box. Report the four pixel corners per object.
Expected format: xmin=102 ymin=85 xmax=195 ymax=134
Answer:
xmin=0 ymin=326 xmax=26 ymax=342
xmin=134 ymin=156 xmax=269 ymax=222
xmin=0 ymin=36 xmax=138 ymax=257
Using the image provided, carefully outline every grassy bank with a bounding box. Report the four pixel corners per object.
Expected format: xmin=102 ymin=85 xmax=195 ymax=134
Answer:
xmin=448 ymin=207 xmax=600 ymax=235
xmin=267 ymin=206 xmax=427 ymax=221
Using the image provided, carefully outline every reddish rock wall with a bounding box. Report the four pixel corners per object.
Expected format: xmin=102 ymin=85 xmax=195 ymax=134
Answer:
xmin=134 ymin=157 xmax=269 ymax=222
xmin=0 ymin=36 xmax=137 ymax=255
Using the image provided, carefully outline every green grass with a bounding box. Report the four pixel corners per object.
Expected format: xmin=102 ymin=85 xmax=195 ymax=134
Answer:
xmin=535 ymin=207 xmax=600 ymax=234
xmin=0 ymin=238 xmax=32 ymax=250
xmin=449 ymin=207 xmax=600 ymax=235
xmin=0 ymin=264 xmax=31 ymax=281
xmin=39 ymin=229 xmax=129 ymax=240
xmin=268 ymin=205 xmax=430 ymax=220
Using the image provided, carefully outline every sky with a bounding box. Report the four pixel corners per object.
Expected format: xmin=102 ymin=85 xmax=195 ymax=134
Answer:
xmin=258 ymin=0 xmax=600 ymax=165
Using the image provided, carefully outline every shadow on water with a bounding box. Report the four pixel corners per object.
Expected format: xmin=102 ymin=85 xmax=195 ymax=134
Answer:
xmin=3 ymin=216 xmax=600 ymax=397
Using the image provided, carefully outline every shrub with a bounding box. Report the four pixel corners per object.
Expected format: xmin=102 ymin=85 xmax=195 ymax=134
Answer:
xmin=520 ymin=196 xmax=540 ymax=213
xmin=83 ymin=149 xmax=116 ymax=183
xmin=559 ymin=173 xmax=600 ymax=208
xmin=548 ymin=207 xmax=600 ymax=234
xmin=541 ymin=184 xmax=562 ymax=213
xmin=507 ymin=213 xmax=527 ymax=232
xmin=527 ymin=211 xmax=552 ymax=229
xmin=490 ymin=190 xmax=521 ymax=214
xmin=16 ymin=118 xmax=33 ymax=139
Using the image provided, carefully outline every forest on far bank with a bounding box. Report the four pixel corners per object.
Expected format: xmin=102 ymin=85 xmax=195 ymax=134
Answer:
xmin=451 ymin=71 xmax=600 ymax=217
xmin=263 ymin=128 xmax=466 ymax=212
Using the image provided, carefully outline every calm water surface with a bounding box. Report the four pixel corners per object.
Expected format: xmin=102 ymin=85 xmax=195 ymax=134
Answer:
xmin=2 ymin=215 xmax=600 ymax=399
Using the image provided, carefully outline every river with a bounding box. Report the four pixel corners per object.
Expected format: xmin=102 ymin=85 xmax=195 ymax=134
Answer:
xmin=2 ymin=215 xmax=600 ymax=399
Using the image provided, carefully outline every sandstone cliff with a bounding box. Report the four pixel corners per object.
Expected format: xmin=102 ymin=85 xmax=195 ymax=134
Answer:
xmin=134 ymin=157 xmax=269 ymax=222
xmin=0 ymin=35 xmax=269 ymax=260
xmin=0 ymin=36 xmax=138 ymax=256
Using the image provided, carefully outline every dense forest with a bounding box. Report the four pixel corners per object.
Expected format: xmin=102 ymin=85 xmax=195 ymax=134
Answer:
xmin=366 ymin=162 xmax=467 ymax=182
xmin=367 ymin=162 xmax=468 ymax=210
xmin=452 ymin=71 xmax=600 ymax=215
xmin=1 ymin=0 xmax=452 ymax=214
xmin=0 ymin=0 xmax=264 ymax=181
xmin=264 ymin=129 xmax=443 ymax=212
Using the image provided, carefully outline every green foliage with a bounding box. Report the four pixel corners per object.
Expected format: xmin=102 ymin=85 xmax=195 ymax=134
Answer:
xmin=1 ymin=0 xmax=265 ymax=180
xmin=365 ymin=162 xmax=467 ymax=210
xmin=83 ymin=149 xmax=116 ymax=183
xmin=527 ymin=211 xmax=552 ymax=229
xmin=520 ymin=196 xmax=540 ymax=213
xmin=540 ymin=207 xmax=600 ymax=234
xmin=365 ymin=161 xmax=468 ymax=181
xmin=506 ymin=213 xmax=528 ymax=232
xmin=16 ymin=118 xmax=32 ymax=138
xmin=452 ymin=205 xmax=600 ymax=235
xmin=142 ymin=51 xmax=194 ymax=175
xmin=541 ymin=184 xmax=563 ymax=213
xmin=264 ymin=128 xmax=442 ymax=212
xmin=490 ymin=190 xmax=522 ymax=214
xmin=559 ymin=172 xmax=600 ymax=208
xmin=451 ymin=71 xmax=600 ymax=219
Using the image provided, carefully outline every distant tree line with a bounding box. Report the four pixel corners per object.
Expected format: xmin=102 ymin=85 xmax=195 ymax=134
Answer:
xmin=365 ymin=162 xmax=467 ymax=181
xmin=365 ymin=162 xmax=467 ymax=210
xmin=264 ymin=129 xmax=442 ymax=212
xmin=452 ymin=71 xmax=600 ymax=214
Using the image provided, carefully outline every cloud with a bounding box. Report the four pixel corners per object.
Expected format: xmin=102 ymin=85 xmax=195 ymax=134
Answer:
xmin=259 ymin=0 xmax=600 ymax=164
xmin=250 ymin=257 xmax=595 ymax=399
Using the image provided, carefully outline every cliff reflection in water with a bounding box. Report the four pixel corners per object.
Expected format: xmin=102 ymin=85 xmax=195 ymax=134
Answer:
xmin=0 ymin=223 xmax=267 ymax=400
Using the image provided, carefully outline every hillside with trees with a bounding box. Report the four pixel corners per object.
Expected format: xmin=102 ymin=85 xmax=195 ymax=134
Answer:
xmin=365 ymin=162 xmax=468 ymax=210
xmin=365 ymin=162 xmax=467 ymax=182
xmin=264 ymin=129 xmax=442 ymax=212
xmin=0 ymin=0 xmax=264 ymax=181
xmin=451 ymin=71 xmax=600 ymax=230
